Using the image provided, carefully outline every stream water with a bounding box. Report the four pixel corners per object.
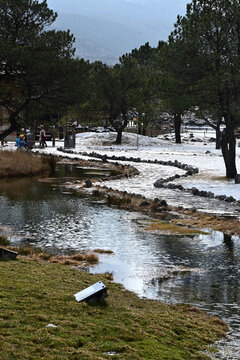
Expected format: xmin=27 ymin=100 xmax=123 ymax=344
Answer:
xmin=0 ymin=164 xmax=239 ymax=359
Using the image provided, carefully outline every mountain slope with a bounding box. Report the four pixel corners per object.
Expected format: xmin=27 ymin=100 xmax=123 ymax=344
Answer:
xmin=47 ymin=0 xmax=188 ymax=63
xmin=53 ymin=12 xmax=146 ymax=61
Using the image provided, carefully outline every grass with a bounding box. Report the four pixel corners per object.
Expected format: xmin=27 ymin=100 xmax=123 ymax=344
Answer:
xmin=172 ymin=212 xmax=240 ymax=237
xmin=0 ymin=151 xmax=54 ymax=177
xmin=5 ymin=246 xmax=99 ymax=266
xmin=52 ymin=253 xmax=99 ymax=265
xmin=145 ymin=220 xmax=208 ymax=235
xmin=211 ymin=176 xmax=228 ymax=181
xmin=0 ymin=258 xmax=228 ymax=360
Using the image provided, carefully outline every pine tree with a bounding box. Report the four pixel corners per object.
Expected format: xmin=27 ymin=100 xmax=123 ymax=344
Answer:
xmin=0 ymin=0 xmax=76 ymax=139
xmin=169 ymin=0 xmax=240 ymax=178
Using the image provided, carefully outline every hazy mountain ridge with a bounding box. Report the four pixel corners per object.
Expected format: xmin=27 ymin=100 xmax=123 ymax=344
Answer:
xmin=53 ymin=12 xmax=146 ymax=62
xmin=74 ymin=36 xmax=118 ymax=65
xmin=47 ymin=0 xmax=188 ymax=64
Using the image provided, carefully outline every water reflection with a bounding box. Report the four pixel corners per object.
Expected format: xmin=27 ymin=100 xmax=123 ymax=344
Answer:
xmin=54 ymin=163 xmax=113 ymax=179
xmin=0 ymin=166 xmax=240 ymax=359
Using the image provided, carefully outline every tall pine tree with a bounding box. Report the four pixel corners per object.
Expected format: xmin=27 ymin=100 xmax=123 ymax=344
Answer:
xmin=0 ymin=0 xmax=76 ymax=139
xmin=169 ymin=0 xmax=240 ymax=178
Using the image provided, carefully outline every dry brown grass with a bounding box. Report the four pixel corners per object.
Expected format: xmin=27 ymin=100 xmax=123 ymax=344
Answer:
xmin=50 ymin=257 xmax=82 ymax=266
xmin=50 ymin=253 xmax=99 ymax=265
xmin=0 ymin=150 xmax=51 ymax=177
xmin=32 ymin=253 xmax=52 ymax=261
xmin=8 ymin=246 xmax=45 ymax=256
xmin=6 ymin=246 xmax=99 ymax=266
xmin=93 ymin=248 xmax=114 ymax=254
xmin=172 ymin=211 xmax=240 ymax=236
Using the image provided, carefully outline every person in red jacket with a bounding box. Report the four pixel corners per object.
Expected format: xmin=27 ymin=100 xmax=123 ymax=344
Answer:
xmin=39 ymin=127 xmax=47 ymax=147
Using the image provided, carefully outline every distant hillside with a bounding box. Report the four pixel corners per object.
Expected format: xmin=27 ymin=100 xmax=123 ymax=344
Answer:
xmin=74 ymin=36 xmax=118 ymax=65
xmin=48 ymin=0 xmax=188 ymax=64
xmin=53 ymin=13 xmax=146 ymax=64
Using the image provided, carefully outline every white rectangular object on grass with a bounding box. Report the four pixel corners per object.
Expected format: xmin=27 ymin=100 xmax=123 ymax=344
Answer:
xmin=74 ymin=281 xmax=107 ymax=302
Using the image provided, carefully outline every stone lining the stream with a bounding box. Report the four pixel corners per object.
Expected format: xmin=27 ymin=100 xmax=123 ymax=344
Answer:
xmin=57 ymin=147 xmax=240 ymax=205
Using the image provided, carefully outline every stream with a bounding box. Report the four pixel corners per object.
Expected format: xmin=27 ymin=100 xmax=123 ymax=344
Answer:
xmin=0 ymin=163 xmax=239 ymax=359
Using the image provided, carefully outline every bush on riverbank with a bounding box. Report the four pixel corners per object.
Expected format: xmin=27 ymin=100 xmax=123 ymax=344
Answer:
xmin=0 ymin=150 xmax=54 ymax=177
xmin=0 ymin=258 xmax=227 ymax=360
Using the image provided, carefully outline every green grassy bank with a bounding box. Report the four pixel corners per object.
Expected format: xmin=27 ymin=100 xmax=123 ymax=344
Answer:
xmin=0 ymin=258 xmax=227 ymax=360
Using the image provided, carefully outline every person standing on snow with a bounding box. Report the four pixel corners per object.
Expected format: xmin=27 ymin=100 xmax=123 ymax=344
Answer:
xmin=39 ymin=126 xmax=47 ymax=147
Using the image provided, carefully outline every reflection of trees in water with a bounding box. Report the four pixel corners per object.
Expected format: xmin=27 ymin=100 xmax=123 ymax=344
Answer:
xmin=57 ymin=164 xmax=74 ymax=177
xmin=149 ymin=236 xmax=240 ymax=312
xmin=0 ymin=176 xmax=77 ymax=231
xmin=146 ymin=233 xmax=202 ymax=266
xmin=0 ymin=172 xmax=115 ymax=250
xmin=52 ymin=164 xmax=113 ymax=181
xmin=223 ymin=233 xmax=234 ymax=251
xmin=0 ymin=177 xmax=49 ymax=201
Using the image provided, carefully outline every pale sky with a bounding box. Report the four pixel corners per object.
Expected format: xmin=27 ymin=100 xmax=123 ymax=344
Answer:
xmin=47 ymin=0 xmax=189 ymax=23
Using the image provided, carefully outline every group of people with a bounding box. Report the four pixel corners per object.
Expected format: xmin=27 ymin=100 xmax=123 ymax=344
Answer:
xmin=16 ymin=127 xmax=47 ymax=149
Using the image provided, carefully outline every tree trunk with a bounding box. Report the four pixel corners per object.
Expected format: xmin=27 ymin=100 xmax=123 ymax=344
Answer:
xmin=52 ymin=130 xmax=56 ymax=147
xmin=215 ymin=124 xmax=221 ymax=150
xmin=174 ymin=113 xmax=182 ymax=144
xmin=0 ymin=100 xmax=29 ymax=141
xmin=221 ymin=127 xmax=237 ymax=178
xmin=138 ymin=123 xmax=142 ymax=135
xmin=114 ymin=112 xmax=128 ymax=145
xmin=116 ymin=130 xmax=122 ymax=145
xmin=0 ymin=115 xmax=16 ymax=141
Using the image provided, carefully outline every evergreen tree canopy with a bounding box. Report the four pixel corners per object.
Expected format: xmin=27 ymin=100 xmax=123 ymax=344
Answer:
xmin=91 ymin=55 xmax=147 ymax=144
xmin=0 ymin=0 xmax=77 ymax=139
xmin=170 ymin=0 xmax=240 ymax=125
xmin=168 ymin=0 xmax=240 ymax=177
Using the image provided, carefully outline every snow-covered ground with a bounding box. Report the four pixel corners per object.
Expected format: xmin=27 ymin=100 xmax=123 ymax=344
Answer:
xmin=2 ymin=129 xmax=240 ymax=216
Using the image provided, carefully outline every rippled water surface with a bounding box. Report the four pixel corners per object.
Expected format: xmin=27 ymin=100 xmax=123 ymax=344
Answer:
xmin=0 ymin=164 xmax=239 ymax=359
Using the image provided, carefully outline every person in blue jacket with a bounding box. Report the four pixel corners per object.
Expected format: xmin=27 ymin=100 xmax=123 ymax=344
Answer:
xmin=16 ymin=134 xmax=27 ymax=148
